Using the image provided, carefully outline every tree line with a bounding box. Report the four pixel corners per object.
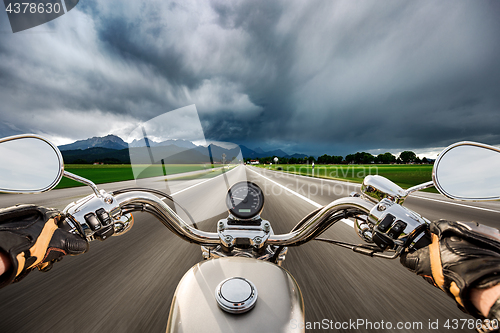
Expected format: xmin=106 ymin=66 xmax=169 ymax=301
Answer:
xmin=245 ymin=151 xmax=432 ymax=165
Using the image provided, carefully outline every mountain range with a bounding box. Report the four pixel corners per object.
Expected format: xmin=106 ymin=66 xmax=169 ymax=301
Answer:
xmin=58 ymin=134 xmax=307 ymax=163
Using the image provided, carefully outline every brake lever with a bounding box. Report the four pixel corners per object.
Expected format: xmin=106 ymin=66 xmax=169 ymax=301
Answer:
xmin=314 ymin=238 xmax=404 ymax=259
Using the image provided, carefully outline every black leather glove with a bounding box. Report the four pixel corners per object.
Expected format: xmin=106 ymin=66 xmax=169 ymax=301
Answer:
xmin=400 ymin=220 xmax=500 ymax=319
xmin=0 ymin=204 xmax=88 ymax=288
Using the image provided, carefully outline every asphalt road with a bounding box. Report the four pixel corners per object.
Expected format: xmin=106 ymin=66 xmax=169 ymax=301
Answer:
xmin=1 ymin=165 xmax=499 ymax=332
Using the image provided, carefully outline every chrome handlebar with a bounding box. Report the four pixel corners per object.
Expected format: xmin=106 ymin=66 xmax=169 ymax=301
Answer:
xmin=114 ymin=191 xmax=220 ymax=245
xmin=267 ymin=197 xmax=374 ymax=246
xmin=63 ymin=186 xmax=428 ymax=256
xmin=63 ymin=188 xmax=375 ymax=247
xmin=113 ymin=191 xmax=376 ymax=246
xmin=114 ymin=192 xmax=375 ymax=247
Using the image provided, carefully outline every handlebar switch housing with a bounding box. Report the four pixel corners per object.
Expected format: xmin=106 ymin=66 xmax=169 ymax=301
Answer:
xmin=84 ymin=213 xmax=101 ymax=231
xmin=387 ymin=220 xmax=407 ymax=239
xmin=368 ymin=198 xmax=430 ymax=249
xmin=377 ymin=213 xmax=395 ymax=232
xmin=95 ymin=208 xmax=112 ymax=226
xmin=372 ymin=232 xmax=394 ymax=250
xmin=63 ymin=190 xmax=122 ymax=241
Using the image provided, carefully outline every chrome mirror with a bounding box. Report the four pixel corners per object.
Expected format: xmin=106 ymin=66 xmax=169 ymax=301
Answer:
xmin=0 ymin=134 xmax=64 ymax=193
xmin=433 ymin=141 xmax=500 ymax=201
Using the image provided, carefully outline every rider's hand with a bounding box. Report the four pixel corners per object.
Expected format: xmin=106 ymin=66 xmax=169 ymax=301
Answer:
xmin=400 ymin=220 xmax=500 ymax=319
xmin=0 ymin=204 xmax=88 ymax=288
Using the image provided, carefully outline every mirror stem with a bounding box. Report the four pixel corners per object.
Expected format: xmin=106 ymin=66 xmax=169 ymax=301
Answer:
xmin=63 ymin=171 xmax=101 ymax=197
xmin=405 ymin=181 xmax=434 ymax=196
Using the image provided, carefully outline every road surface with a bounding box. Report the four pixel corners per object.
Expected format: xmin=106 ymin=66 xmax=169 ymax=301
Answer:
xmin=0 ymin=165 xmax=499 ymax=332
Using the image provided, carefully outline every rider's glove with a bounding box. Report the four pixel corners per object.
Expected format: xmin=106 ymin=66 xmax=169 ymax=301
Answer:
xmin=400 ymin=220 xmax=500 ymax=319
xmin=0 ymin=204 xmax=88 ymax=288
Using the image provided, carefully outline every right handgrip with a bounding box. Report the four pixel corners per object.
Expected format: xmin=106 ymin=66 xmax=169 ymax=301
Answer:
xmin=412 ymin=229 xmax=432 ymax=250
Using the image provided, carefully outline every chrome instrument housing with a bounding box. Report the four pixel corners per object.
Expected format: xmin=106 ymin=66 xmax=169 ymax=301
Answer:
xmin=217 ymin=216 xmax=271 ymax=249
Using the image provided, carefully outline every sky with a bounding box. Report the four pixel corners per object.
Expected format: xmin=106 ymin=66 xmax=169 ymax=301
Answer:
xmin=0 ymin=0 xmax=499 ymax=158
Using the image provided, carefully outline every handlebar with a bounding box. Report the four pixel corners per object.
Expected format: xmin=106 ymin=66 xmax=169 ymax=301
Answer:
xmin=113 ymin=190 xmax=374 ymax=247
xmin=114 ymin=191 xmax=220 ymax=245
xmin=266 ymin=197 xmax=373 ymax=246
xmin=64 ymin=187 xmax=427 ymax=257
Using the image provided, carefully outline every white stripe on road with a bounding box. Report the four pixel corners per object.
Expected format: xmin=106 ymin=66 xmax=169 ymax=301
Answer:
xmin=411 ymin=195 xmax=500 ymax=214
xmin=247 ymin=167 xmax=354 ymax=227
xmin=251 ymin=166 xmax=500 ymax=214
xmin=159 ymin=165 xmax=240 ymax=199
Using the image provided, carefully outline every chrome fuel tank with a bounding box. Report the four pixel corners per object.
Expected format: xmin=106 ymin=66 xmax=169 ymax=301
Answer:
xmin=166 ymin=257 xmax=304 ymax=333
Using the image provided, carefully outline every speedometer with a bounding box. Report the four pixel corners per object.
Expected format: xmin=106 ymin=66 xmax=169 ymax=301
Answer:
xmin=226 ymin=181 xmax=265 ymax=220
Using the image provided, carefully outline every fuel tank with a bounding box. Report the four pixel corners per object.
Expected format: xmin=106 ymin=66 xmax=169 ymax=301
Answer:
xmin=166 ymin=257 xmax=305 ymax=333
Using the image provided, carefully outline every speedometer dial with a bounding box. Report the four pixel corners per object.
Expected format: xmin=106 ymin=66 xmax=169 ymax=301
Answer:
xmin=226 ymin=181 xmax=264 ymax=219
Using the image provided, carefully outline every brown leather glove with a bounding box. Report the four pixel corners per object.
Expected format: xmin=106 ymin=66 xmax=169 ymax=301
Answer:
xmin=400 ymin=220 xmax=500 ymax=319
xmin=0 ymin=204 xmax=88 ymax=288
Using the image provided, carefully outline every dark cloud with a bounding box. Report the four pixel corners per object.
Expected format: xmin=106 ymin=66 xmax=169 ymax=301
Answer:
xmin=0 ymin=0 xmax=499 ymax=156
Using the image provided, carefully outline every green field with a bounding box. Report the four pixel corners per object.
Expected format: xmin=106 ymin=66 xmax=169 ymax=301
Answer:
xmin=256 ymin=164 xmax=437 ymax=192
xmin=56 ymin=164 xmax=212 ymax=189
xmin=56 ymin=163 xmax=435 ymax=193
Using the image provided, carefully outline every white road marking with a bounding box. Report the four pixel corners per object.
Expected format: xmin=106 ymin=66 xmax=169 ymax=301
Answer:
xmin=159 ymin=165 xmax=241 ymax=199
xmin=247 ymin=167 xmax=354 ymax=227
xmin=411 ymin=195 xmax=500 ymax=214
xmin=251 ymin=166 xmax=500 ymax=214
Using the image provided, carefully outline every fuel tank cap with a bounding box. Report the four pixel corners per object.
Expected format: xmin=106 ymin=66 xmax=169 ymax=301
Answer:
xmin=215 ymin=277 xmax=258 ymax=314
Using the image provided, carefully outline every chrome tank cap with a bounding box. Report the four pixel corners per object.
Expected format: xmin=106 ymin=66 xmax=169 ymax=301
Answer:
xmin=215 ymin=277 xmax=258 ymax=314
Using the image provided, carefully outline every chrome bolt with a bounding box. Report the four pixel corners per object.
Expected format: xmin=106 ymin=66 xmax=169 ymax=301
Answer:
xmin=263 ymin=223 xmax=270 ymax=233
xmin=224 ymin=235 xmax=232 ymax=243
xmin=104 ymin=196 xmax=113 ymax=204
xmin=218 ymin=221 xmax=224 ymax=230
xmin=377 ymin=204 xmax=387 ymax=212
xmin=254 ymin=237 xmax=262 ymax=244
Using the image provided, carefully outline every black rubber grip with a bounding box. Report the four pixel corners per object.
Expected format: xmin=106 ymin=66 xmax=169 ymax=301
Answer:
xmin=413 ymin=230 xmax=432 ymax=249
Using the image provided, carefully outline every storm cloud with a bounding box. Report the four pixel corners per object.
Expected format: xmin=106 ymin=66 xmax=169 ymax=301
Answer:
xmin=0 ymin=0 xmax=499 ymax=156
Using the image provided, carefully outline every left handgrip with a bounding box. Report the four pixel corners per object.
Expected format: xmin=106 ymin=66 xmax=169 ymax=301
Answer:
xmin=58 ymin=216 xmax=74 ymax=232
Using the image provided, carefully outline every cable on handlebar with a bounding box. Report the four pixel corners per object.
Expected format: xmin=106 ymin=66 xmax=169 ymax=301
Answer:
xmin=291 ymin=207 xmax=323 ymax=232
xmin=304 ymin=210 xmax=349 ymax=243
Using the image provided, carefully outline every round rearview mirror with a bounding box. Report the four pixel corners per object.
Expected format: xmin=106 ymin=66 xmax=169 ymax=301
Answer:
xmin=0 ymin=135 xmax=64 ymax=194
xmin=433 ymin=141 xmax=500 ymax=201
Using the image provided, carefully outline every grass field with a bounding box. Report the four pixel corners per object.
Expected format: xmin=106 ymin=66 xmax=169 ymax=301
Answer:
xmin=256 ymin=164 xmax=437 ymax=192
xmin=56 ymin=163 xmax=436 ymax=193
xmin=56 ymin=164 xmax=212 ymax=189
